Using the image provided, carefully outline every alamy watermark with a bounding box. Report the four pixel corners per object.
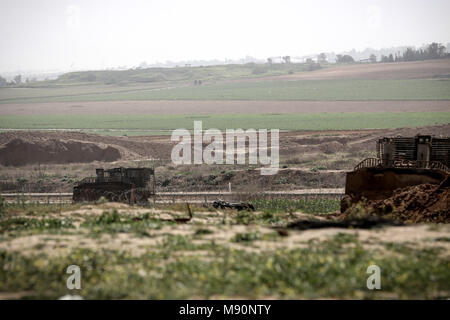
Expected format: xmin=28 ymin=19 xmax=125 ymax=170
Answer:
xmin=66 ymin=265 xmax=81 ymax=290
xmin=366 ymin=265 xmax=381 ymax=290
xmin=171 ymin=121 xmax=279 ymax=175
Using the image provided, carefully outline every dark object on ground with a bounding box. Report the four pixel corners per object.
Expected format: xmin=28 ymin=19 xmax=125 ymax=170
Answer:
xmin=284 ymin=216 xmax=403 ymax=231
xmin=158 ymin=203 xmax=193 ymax=223
xmin=73 ymin=167 xmax=155 ymax=204
xmin=213 ymin=200 xmax=255 ymax=211
xmin=275 ymin=229 xmax=290 ymax=237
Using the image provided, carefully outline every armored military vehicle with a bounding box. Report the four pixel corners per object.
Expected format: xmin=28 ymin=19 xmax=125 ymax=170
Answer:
xmin=73 ymin=167 xmax=155 ymax=204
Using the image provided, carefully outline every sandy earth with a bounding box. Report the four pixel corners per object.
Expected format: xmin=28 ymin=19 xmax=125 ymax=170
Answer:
xmin=1 ymin=203 xmax=449 ymax=258
xmin=1 ymin=124 xmax=449 ymax=162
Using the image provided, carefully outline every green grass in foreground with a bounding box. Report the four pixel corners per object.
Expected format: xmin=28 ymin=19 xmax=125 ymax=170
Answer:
xmin=1 ymin=112 xmax=449 ymax=135
xmin=1 ymin=236 xmax=448 ymax=299
xmin=1 ymin=79 xmax=449 ymax=103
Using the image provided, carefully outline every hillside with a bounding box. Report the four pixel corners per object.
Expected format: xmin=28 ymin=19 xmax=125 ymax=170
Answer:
xmin=270 ymin=59 xmax=450 ymax=80
xmin=55 ymin=62 xmax=320 ymax=85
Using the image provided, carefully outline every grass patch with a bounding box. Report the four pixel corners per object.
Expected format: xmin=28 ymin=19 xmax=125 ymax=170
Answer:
xmin=81 ymin=210 xmax=163 ymax=237
xmin=1 ymin=112 xmax=449 ymax=134
xmin=232 ymin=232 xmax=261 ymax=242
xmin=1 ymin=203 xmax=81 ymax=216
xmin=194 ymin=228 xmax=214 ymax=236
xmin=251 ymin=198 xmax=340 ymax=214
xmin=0 ymin=217 xmax=74 ymax=233
xmin=1 ymin=236 xmax=448 ymax=299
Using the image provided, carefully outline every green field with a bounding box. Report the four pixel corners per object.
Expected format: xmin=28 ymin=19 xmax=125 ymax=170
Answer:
xmin=1 ymin=79 xmax=449 ymax=103
xmin=1 ymin=112 xmax=449 ymax=135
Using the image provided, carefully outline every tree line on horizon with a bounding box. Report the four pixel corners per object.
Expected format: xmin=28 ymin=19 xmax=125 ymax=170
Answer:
xmin=340 ymin=42 xmax=448 ymax=64
xmin=1 ymin=43 xmax=449 ymax=87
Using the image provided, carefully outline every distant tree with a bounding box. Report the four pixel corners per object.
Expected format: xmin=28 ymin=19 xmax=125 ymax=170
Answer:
xmin=402 ymin=47 xmax=416 ymax=61
xmin=369 ymin=54 xmax=377 ymax=63
xmin=388 ymin=54 xmax=394 ymax=62
xmin=336 ymin=54 xmax=354 ymax=63
xmin=380 ymin=55 xmax=390 ymax=63
xmin=305 ymin=58 xmax=314 ymax=64
xmin=14 ymin=74 xmax=22 ymax=84
xmin=426 ymin=42 xmax=446 ymax=59
xmin=400 ymin=43 xmax=447 ymax=62
xmin=282 ymin=56 xmax=291 ymax=64
xmin=317 ymin=53 xmax=327 ymax=63
xmin=267 ymin=58 xmax=273 ymax=65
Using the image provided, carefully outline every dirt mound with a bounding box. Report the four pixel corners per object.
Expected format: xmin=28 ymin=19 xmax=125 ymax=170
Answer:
xmin=0 ymin=138 xmax=121 ymax=166
xmin=342 ymin=181 xmax=450 ymax=223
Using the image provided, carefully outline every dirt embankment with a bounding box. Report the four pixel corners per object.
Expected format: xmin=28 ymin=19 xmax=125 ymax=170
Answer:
xmin=342 ymin=181 xmax=450 ymax=223
xmin=0 ymin=124 xmax=449 ymax=193
xmin=1 ymin=124 xmax=448 ymax=164
xmin=0 ymin=131 xmax=173 ymax=161
xmin=0 ymin=138 xmax=121 ymax=166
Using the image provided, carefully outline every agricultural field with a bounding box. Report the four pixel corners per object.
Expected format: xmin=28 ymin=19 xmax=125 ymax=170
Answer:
xmin=0 ymin=112 xmax=449 ymax=135
xmin=0 ymin=60 xmax=448 ymax=136
xmin=1 ymin=79 xmax=450 ymax=103
xmin=1 ymin=59 xmax=450 ymax=104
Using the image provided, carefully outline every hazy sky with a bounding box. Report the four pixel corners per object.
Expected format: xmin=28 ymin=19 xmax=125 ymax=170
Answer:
xmin=0 ymin=0 xmax=449 ymax=72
